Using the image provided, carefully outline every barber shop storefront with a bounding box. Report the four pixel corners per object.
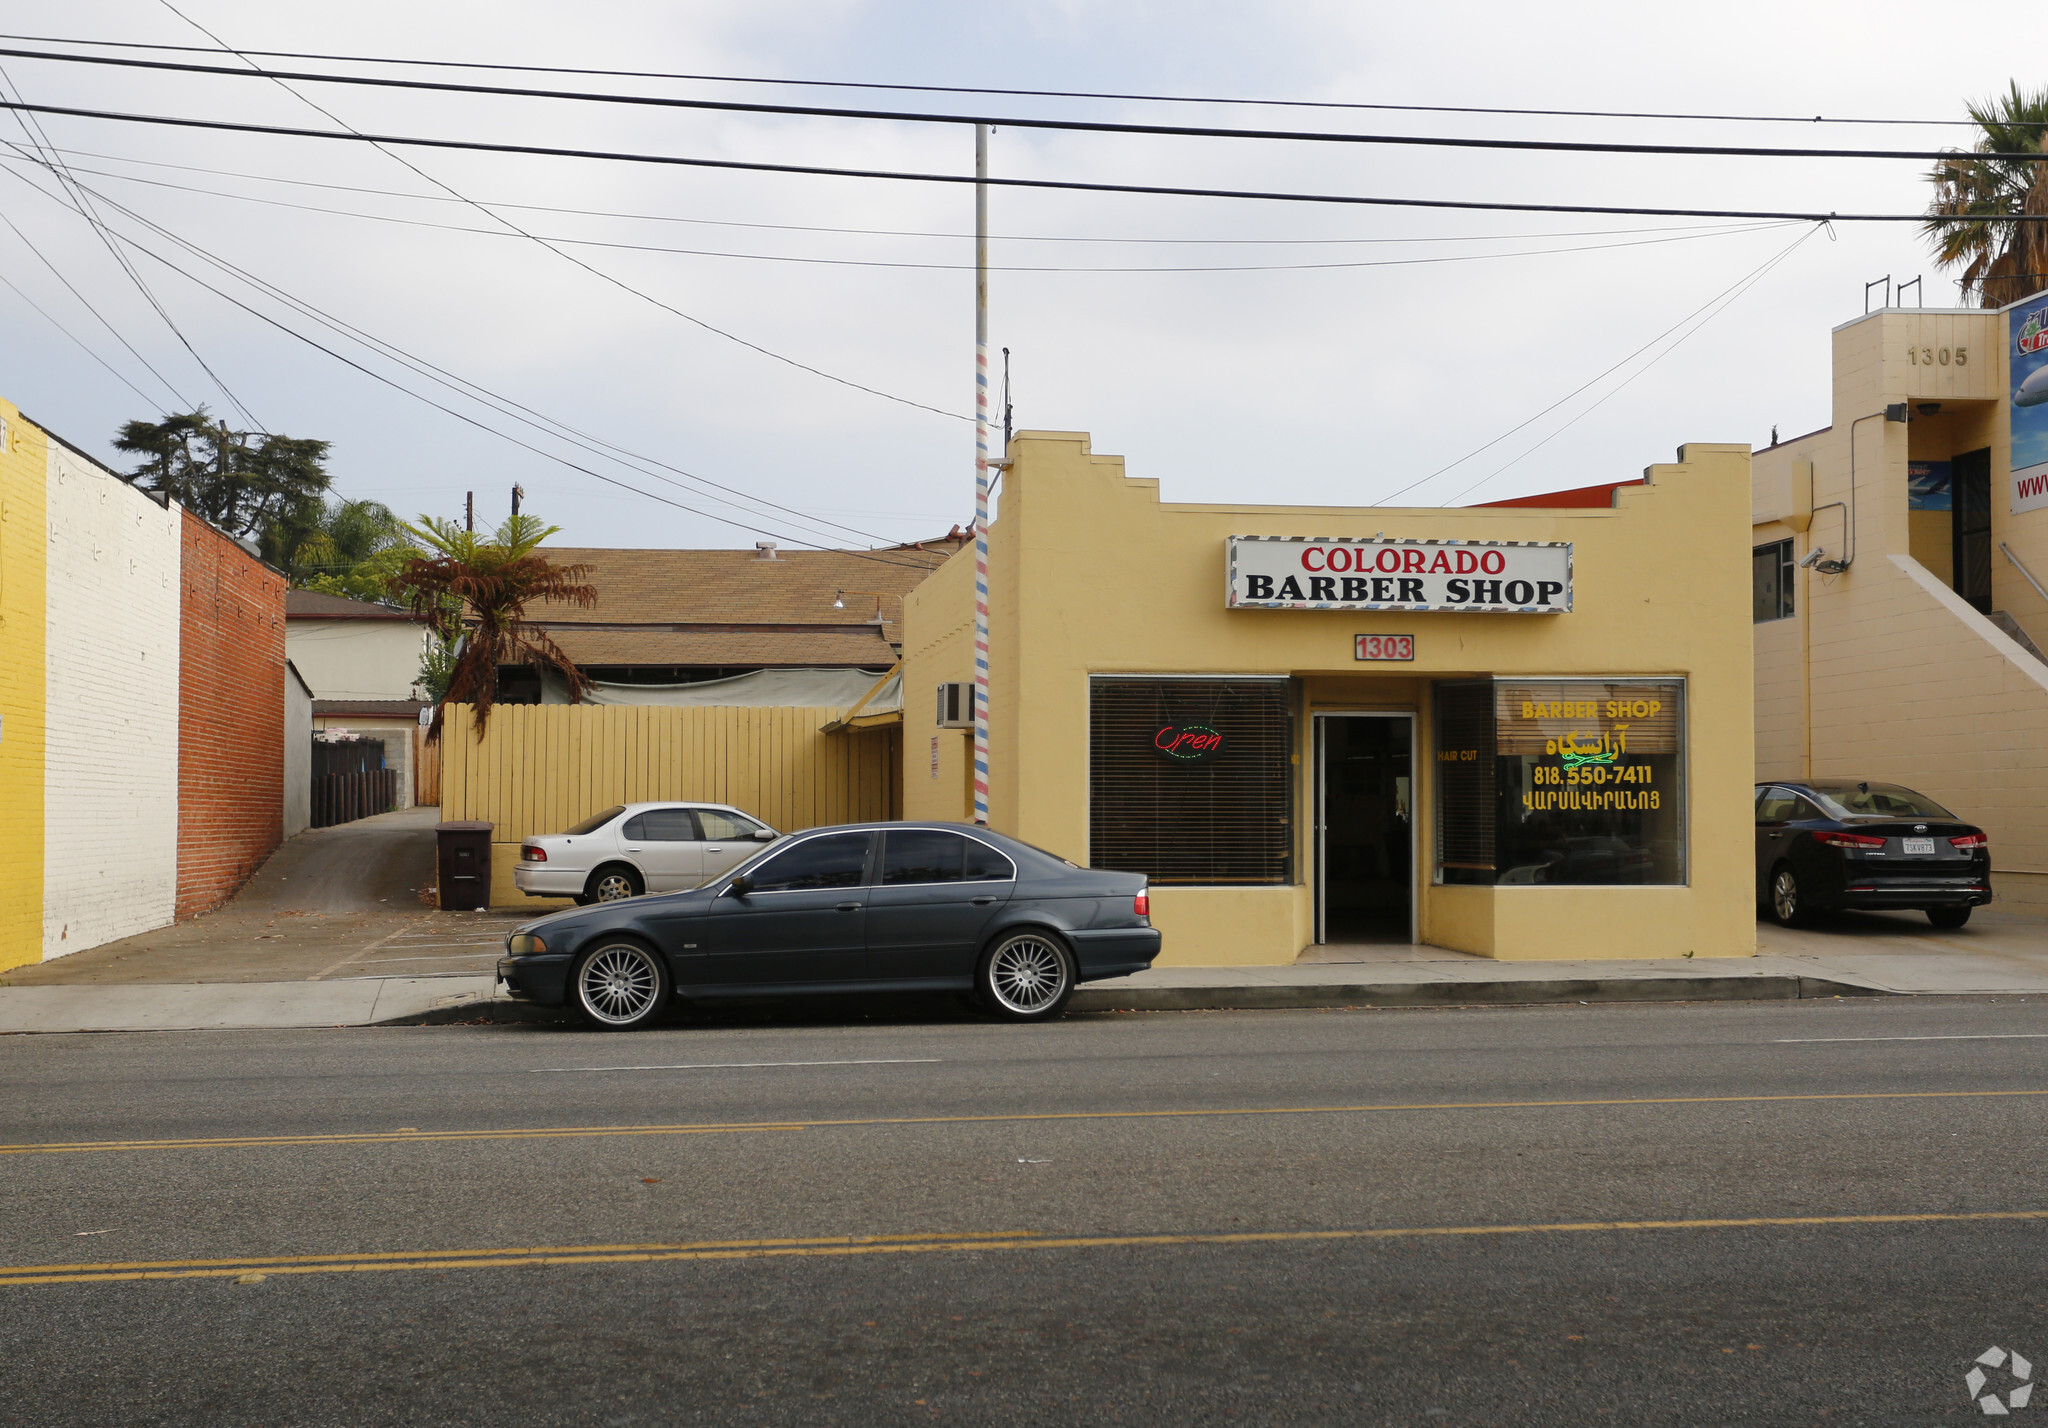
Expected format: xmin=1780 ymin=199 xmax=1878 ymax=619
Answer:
xmin=902 ymin=431 xmax=1756 ymax=965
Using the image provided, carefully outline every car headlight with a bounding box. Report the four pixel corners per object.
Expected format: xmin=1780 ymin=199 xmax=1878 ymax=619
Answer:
xmin=506 ymin=933 xmax=549 ymax=956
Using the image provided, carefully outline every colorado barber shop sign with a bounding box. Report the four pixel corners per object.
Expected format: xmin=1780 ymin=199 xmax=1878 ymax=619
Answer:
xmin=1225 ymin=536 xmax=1572 ymax=614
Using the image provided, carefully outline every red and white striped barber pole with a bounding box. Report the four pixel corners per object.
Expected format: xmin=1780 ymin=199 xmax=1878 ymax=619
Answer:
xmin=971 ymin=123 xmax=991 ymax=825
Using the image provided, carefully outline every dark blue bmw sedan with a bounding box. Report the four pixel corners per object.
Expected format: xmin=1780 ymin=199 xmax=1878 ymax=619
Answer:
xmin=497 ymin=821 xmax=1160 ymax=1029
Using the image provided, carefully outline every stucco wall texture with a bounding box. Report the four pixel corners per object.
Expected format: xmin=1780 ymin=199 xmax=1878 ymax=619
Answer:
xmin=0 ymin=402 xmax=49 ymax=974
xmin=41 ymin=440 xmax=181 ymax=959
xmin=177 ymin=509 xmax=285 ymax=920
xmin=1752 ymin=307 xmax=2048 ymax=907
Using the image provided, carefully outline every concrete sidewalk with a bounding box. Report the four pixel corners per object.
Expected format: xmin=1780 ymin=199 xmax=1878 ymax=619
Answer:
xmin=4 ymin=903 xmax=2045 ymax=1032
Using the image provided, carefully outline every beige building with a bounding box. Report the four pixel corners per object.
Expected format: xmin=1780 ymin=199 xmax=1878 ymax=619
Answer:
xmin=1752 ymin=300 xmax=2048 ymax=908
xmin=903 ymin=429 xmax=1758 ymax=966
xmin=284 ymin=589 xmax=430 ymax=808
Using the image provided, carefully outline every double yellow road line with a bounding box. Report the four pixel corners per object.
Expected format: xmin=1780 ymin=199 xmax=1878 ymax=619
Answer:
xmin=8 ymin=1212 xmax=2048 ymax=1289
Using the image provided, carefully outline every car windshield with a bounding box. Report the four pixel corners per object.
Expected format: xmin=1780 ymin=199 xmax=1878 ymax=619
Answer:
xmin=1808 ymin=783 xmax=1955 ymax=820
xmin=564 ymin=806 xmax=626 ymax=835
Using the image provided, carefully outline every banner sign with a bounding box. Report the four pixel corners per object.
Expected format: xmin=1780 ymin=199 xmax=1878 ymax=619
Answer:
xmin=2013 ymin=299 xmax=2048 ymax=515
xmin=1226 ymin=536 xmax=1571 ymax=613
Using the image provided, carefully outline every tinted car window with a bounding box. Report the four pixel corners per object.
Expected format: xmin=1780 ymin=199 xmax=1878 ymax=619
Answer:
xmin=636 ymin=808 xmax=698 ymax=840
xmin=748 ymin=832 xmax=872 ymax=892
xmin=566 ymin=806 xmax=625 ymax=835
xmin=1756 ymin=789 xmax=1800 ymax=823
xmin=1810 ymin=783 xmax=1955 ymax=819
xmin=883 ymin=829 xmax=967 ymax=885
xmin=962 ymin=839 xmax=1015 ymax=882
xmin=698 ymin=809 xmax=761 ymax=840
xmin=622 ymin=814 xmax=645 ymax=840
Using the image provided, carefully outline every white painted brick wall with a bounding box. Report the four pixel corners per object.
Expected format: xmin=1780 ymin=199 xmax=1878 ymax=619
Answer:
xmin=42 ymin=445 xmax=181 ymax=958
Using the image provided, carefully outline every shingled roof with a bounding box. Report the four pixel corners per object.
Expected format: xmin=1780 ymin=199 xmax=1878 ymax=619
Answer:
xmin=531 ymin=537 xmax=967 ymax=671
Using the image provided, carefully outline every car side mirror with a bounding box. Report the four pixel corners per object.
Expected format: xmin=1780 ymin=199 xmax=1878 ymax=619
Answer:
xmin=751 ymin=828 xmax=777 ymax=841
xmin=726 ymin=874 xmax=753 ymax=897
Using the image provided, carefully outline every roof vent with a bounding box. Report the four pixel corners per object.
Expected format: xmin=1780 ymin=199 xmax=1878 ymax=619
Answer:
xmin=754 ymin=541 xmax=779 ymax=560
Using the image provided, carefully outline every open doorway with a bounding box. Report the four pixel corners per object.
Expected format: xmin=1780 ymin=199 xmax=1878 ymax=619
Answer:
xmin=1315 ymin=713 xmax=1414 ymax=944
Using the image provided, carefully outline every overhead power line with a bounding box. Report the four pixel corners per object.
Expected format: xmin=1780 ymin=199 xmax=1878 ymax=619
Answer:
xmin=3 ymin=45 xmax=2043 ymax=163
xmin=40 ymin=141 xmax=1788 ymax=248
xmin=0 ymin=153 xmax=948 ymax=564
xmin=136 ymin=4 xmax=965 ymax=427
xmin=55 ymin=156 xmax=1798 ymax=272
xmin=0 ymin=32 xmax=2010 ymax=127
xmin=3 ymin=97 xmax=2041 ymax=223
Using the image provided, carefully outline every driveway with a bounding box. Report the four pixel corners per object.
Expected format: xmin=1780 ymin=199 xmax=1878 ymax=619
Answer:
xmin=3 ymin=807 xmax=527 ymax=987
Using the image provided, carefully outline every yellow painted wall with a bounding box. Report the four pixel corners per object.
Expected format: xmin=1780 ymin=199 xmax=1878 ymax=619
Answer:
xmin=0 ymin=401 xmax=47 ymax=972
xmin=1751 ymin=309 xmax=2048 ymax=907
xmin=904 ymin=430 xmax=1758 ymax=964
xmin=438 ymin=702 xmax=900 ymax=907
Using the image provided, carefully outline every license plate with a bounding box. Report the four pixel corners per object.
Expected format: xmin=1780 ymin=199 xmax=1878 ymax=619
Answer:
xmin=1902 ymin=837 xmax=1936 ymax=856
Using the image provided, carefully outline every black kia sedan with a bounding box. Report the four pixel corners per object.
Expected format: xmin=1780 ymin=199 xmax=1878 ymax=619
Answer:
xmin=1755 ymin=780 xmax=1992 ymax=928
xmin=497 ymin=821 xmax=1161 ymax=1029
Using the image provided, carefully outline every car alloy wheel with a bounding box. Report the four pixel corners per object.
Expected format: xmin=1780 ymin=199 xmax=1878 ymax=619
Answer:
xmin=590 ymin=868 xmax=642 ymax=902
xmin=574 ymin=942 xmax=670 ymax=1029
xmin=979 ymin=932 xmax=1074 ymax=1021
xmin=1769 ymin=866 xmax=1803 ymax=927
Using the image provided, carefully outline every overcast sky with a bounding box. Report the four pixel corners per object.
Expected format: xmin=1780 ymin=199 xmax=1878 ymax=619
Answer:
xmin=0 ymin=1 xmax=2032 ymax=551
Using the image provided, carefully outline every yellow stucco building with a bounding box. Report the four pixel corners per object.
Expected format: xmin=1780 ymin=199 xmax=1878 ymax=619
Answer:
xmin=903 ymin=430 xmax=1757 ymax=966
xmin=1752 ymin=299 xmax=2048 ymax=909
xmin=0 ymin=399 xmax=48 ymax=970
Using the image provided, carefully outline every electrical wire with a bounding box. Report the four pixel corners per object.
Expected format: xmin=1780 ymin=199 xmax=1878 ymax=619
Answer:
xmin=142 ymin=5 xmax=966 ymax=426
xmin=48 ymin=155 xmax=1799 ymax=272
xmin=0 ymin=62 xmax=258 ymax=423
xmin=0 ymin=202 xmax=191 ymax=408
xmin=5 ymin=44 xmax=2045 ymax=163
xmin=1 ymin=97 xmax=2035 ymax=223
xmin=1443 ymin=230 xmax=1820 ymax=503
xmin=0 ymin=149 xmax=950 ymax=563
xmin=1373 ymin=224 xmax=1821 ymax=506
xmin=0 ymin=32 xmax=2011 ymax=128
xmin=36 ymin=141 xmax=1788 ymax=248
xmin=0 ymin=261 xmax=161 ymax=405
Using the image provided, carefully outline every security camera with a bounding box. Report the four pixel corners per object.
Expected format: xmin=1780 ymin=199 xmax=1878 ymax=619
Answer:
xmin=1797 ymin=547 xmax=1826 ymax=569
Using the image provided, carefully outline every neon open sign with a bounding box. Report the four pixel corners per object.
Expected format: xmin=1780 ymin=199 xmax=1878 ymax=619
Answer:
xmin=1154 ymin=724 xmax=1225 ymax=762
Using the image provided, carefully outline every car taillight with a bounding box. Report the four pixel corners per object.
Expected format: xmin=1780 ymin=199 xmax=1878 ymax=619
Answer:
xmin=1951 ymin=833 xmax=1989 ymax=851
xmin=1816 ymin=831 xmax=1886 ymax=849
xmin=1133 ymin=889 xmax=1149 ymax=918
xmin=522 ymin=845 xmax=546 ymax=862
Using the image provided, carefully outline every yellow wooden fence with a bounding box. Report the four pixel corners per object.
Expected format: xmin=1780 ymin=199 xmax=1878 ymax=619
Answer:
xmin=439 ymin=703 xmax=900 ymax=906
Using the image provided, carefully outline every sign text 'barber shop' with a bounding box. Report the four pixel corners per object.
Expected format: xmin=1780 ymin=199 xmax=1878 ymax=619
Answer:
xmin=1225 ymin=536 xmax=1572 ymax=614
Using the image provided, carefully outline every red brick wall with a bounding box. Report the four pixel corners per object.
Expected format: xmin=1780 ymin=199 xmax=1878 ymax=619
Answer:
xmin=178 ymin=511 xmax=286 ymax=919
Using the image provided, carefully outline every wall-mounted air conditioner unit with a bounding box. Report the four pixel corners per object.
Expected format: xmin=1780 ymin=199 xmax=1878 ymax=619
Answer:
xmin=935 ymin=682 xmax=974 ymax=729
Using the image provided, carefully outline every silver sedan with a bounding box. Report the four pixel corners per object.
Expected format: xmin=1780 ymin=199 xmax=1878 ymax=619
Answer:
xmin=512 ymin=803 xmax=779 ymax=904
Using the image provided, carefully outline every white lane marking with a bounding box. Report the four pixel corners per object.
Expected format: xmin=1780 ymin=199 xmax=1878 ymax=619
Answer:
xmin=362 ymin=954 xmax=503 ymax=963
xmin=532 ymin=1059 xmax=942 ymax=1073
xmin=1775 ymin=1034 xmax=2048 ymax=1044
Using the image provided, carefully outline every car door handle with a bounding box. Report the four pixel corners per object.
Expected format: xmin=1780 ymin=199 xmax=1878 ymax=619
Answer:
xmin=704 ymin=845 xmax=722 ymax=853
xmin=970 ymin=896 xmax=997 ymax=905
xmin=836 ymin=902 xmax=861 ymax=912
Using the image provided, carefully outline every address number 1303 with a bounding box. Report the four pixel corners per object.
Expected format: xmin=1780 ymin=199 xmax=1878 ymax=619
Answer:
xmin=1355 ymin=634 xmax=1415 ymax=662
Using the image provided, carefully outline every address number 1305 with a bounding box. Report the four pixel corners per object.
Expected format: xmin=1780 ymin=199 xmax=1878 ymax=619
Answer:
xmin=1355 ymin=634 xmax=1414 ymax=661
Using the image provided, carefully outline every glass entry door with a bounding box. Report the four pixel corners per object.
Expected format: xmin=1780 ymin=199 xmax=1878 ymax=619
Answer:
xmin=1314 ymin=713 xmax=1415 ymax=944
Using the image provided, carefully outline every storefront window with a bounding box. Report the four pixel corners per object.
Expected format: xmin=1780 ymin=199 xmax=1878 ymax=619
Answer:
xmin=1089 ymin=677 xmax=1293 ymax=884
xmin=1434 ymin=679 xmax=1686 ymax=886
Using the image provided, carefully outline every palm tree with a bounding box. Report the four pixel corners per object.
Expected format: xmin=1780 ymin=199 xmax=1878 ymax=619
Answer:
xmin=264 ymin=496 xmax=419 ymax=601
xmin=389 ymin=513 xmax=598 ymax=740
xmin=1923 ymin=83 xmax=2048 ymax=308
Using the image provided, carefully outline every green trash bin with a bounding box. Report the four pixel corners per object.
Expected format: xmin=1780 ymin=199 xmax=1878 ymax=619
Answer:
xmin=436 ymin=820 xmax=494 ymax=911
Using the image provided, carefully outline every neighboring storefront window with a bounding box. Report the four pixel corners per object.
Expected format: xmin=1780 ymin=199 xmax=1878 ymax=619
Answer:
xmin=1089 ymin=677 xmax=1293 ymax=884
xmin=1434 ymin=678 xmax=1686 ymax=886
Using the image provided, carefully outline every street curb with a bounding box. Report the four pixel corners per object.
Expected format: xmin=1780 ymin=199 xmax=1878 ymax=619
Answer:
xmin=1065 ymin=975 xmax=1892 ymax=1012
xmin=376 ymin=974 xmax=1890 ymax=1026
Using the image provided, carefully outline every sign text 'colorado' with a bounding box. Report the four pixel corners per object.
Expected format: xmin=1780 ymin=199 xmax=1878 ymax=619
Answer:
xmin=1226 ymin=536 xmax=1572 ymax=614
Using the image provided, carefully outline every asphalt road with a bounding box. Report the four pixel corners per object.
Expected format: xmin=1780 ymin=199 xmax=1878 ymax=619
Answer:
xmin=7 ymin=996 xmax=2048 ymax=1425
